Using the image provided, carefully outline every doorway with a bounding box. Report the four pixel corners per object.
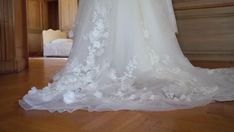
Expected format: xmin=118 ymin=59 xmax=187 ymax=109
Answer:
xmin=26 ymin=0 xmax=59 ymax=57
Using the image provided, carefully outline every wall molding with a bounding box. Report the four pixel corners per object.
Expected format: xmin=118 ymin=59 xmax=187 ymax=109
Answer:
xmin=174 ymin=0 xmax=234 ymax=61
xmin=184 ymin=50 xmax=234 ymax=61
xmin=173 ymin=0 xmax=234 ymax=10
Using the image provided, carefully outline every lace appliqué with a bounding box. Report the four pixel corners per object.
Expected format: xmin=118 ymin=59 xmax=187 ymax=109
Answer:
xmin=146 ymin=47 xmax=219 ymax=102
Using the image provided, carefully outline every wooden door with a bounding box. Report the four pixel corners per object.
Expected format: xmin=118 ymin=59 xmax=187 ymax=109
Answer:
xmin=26 ymin=0 xmax=48 ymax=56
xmin=0 ymin=0 xmax=28 ymax=73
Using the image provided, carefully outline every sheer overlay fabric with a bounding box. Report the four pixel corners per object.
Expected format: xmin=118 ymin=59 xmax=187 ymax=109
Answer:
xmin=20 ymin=0 xmax=234 ymax=112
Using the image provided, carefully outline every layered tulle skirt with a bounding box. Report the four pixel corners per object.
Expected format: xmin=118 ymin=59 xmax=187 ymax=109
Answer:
xmin=20 ymin=0 xmax=234 ymax=112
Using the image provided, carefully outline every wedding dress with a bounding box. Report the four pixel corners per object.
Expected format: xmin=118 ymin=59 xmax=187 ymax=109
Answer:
xmin=20 ymin=0 xmax=234 ymax=112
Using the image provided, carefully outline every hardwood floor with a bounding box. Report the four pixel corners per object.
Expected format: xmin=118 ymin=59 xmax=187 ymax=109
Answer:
xmin=0 ymin=58 xmax=234 ymax=132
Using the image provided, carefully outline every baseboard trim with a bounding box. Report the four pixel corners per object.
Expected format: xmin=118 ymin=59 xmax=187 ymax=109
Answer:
xmin=184 ymin=52 xmax=234 ymax=61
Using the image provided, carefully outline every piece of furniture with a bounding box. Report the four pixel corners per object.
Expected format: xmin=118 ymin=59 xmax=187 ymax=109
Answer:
xmin=42 ymin=29 xmax=73 ymax=57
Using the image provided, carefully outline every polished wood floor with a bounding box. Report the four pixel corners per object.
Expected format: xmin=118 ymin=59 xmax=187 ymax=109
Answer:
xmin=0 ymin=58 xmax=234 ymax=132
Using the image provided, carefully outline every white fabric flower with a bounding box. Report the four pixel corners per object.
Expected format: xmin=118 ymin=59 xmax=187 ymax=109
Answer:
xmin=28 ymin=87 xmax=38 ymax=95
xmin=94 ymin=91 xmax=103 ymax=98
xmin=63 ymin=91 xmax=76 ymax=104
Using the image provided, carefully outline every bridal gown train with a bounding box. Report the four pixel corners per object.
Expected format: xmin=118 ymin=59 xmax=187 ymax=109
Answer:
xmin=20 ymin=0 xmax=234 ymax=112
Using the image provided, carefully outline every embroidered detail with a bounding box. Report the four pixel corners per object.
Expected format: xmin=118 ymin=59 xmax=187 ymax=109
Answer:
xmin=48 ymin=1 xmax=112 ymax=103
xmin=120 ymin=57 xmax=138 ymax=90
xmin=94 ymin=91 xmax=103 ymax=98
xmin=143 ymin=29 xmax=150 ymax=39
xmin=46 ymin=1 xmax=140 ymax=103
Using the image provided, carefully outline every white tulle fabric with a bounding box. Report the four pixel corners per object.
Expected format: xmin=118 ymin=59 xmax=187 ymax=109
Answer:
xmin=19 ymin=0 xmax=234 ymax=112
